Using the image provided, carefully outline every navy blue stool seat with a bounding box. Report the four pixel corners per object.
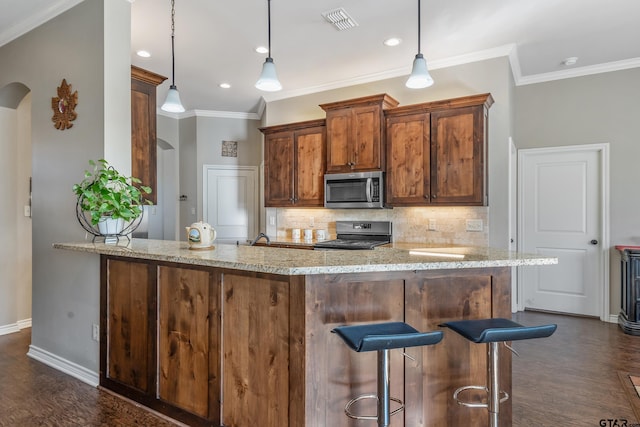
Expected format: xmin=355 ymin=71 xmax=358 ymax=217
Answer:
xmin=441 ymin=318 xmax=557 ymax=427
xmin=332 ymin=322 xmax=443 ymax=427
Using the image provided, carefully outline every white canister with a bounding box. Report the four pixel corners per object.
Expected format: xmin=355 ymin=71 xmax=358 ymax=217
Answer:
xmin=316 ymin=229 xmax=326 ymax=240
xmin=291 ymin=228 xmax=301 ymax=239
xmin=303 ymin=229 xmax=313 ymax=240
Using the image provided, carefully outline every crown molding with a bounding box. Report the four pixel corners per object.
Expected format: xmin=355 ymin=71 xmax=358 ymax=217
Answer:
xmin=515 ymin=57 xmax=640 ymax=86
xmin=157 ymin=108 xmax=261 ymax=120
xmin=159 ymin=43 xmax=639 ymax=118
xmin=0 ymin=0 xmax=84 ymax=48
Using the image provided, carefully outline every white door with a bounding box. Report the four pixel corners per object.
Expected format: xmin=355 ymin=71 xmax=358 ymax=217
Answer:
xmin=518 ymin=144 xmax=608 ymax=318
xmin=203 ymin=166 xmax=258 ymax=244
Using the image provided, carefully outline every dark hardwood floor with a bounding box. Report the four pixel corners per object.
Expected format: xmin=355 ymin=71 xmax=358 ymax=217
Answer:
xmin=512 ymin=311 xmax=640 ymax=427
xmin=1 ymin=311 xmax=638 ymax=426
xmin=0 ymin=330 xmax=177 ymax=427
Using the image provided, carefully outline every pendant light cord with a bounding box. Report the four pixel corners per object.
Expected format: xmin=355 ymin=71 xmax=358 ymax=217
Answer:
xmin=417 ymin=0 xmax=421 ymax=54
xmin=267 ymin=0 xmax=272 ymax=59
xmin=170 ymin=0 xmax=176 ymax=87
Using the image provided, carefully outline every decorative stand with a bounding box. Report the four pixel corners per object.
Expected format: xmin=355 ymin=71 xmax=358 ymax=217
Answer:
xmin=75 ymin=197 xmax=144 ymax=244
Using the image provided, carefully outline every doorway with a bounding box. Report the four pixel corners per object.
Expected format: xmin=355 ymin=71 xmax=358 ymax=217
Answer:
xmin=203 ymin=165 xmax=258 ymax=244
xmin=518 ymin=144 xmax=609 ymax=320
xmin=0 ymin=84 xmax=32 ymax=334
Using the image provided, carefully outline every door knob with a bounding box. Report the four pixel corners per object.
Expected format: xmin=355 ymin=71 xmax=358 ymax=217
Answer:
xmin=590 ymin=239 xmax=598 ymax=245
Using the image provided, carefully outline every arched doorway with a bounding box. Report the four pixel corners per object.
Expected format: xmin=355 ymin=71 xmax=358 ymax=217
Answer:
xmin=0 ymin=82 xmax=32 ymax=334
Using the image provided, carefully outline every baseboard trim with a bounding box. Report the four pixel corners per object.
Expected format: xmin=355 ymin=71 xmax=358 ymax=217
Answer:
xmin=17 ymin=318 xmax=32 ymax=329
xmin=0 ymin=318 xmax=32 ymax=336
xmin=27 ymin=345 xmax=99 ymax=387
xmin=0 ymin=323 xmax=20 ymax=336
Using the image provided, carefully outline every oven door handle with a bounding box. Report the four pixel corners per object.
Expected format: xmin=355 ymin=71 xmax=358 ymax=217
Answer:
xmin=366 ymin=178 xmax=373 ymax=203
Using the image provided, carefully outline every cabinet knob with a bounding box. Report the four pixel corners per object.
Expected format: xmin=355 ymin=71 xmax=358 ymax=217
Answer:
xmin=590 ymin=239 xmax=598 ymax=245
xmin=424 ymin=195 xmax=429 ymax=199
xmin=432 ymin=194 xmax=437 ymax=199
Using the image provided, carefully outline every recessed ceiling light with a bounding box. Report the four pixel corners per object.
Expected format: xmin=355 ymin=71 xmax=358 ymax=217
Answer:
xmin=219 ymin=83 xmax=231 ymax=89
xmin=136 ymin=50 xmax=151 ymax=58
xmin=255 ymin=46 xmax=269 ymax=54
xmin=562 ymin=56 xmax=578 ymax=66
xmin=383 ymin=38 xmax=402 ymax=47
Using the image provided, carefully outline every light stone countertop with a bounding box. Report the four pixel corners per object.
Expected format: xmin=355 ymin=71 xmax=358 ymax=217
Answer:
xmin=54 ymin=239 xmax=557 ymax=276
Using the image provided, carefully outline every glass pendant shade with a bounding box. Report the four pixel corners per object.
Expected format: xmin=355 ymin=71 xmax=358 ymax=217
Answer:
xmin=255 ymin=57 xmax=282 ymax=92
xmin=406 ymin=53 xmax=434 ymax=89
xmin=161 ymin=85 xmax=186 ymax=113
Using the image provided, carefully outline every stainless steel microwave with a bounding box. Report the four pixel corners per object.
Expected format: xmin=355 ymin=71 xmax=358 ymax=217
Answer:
xmin=324 ymin=171 xmax=384 ymax=209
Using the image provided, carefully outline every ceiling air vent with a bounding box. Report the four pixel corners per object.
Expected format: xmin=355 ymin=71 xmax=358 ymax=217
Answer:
xmin=322 ymin=8 xmax=358 ymax=31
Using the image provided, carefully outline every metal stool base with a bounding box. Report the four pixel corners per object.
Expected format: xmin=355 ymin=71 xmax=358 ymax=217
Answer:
xmin=453 ymin=385 xmax=509 ymax=408
xmin=344 ymin=394 xmax=405 ymax=421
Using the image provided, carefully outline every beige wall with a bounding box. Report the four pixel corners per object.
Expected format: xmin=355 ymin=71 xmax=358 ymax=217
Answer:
xmin=515 ymin=68 xmax=640 ymax=317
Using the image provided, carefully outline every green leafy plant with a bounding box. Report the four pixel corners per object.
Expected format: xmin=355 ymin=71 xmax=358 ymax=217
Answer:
xmin=73 ymin=159 xmax=152 ymax=226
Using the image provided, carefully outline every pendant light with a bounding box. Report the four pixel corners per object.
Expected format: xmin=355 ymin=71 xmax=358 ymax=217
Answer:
xmin=161 ymin=0 xmax=186 ymax=112
xmin=406 ymin=0 xmax=434 ymax=89
xmin=255 ymin=0 xmax=282 ymax=92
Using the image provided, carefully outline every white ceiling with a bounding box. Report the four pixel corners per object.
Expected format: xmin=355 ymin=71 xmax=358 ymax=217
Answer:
xmin=1 ymin=0 xmax=639 ymax=115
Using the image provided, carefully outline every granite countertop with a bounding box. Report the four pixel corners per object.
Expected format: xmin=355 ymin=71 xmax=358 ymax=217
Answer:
xmin=54 ymin=239 xmax=557 ymax=276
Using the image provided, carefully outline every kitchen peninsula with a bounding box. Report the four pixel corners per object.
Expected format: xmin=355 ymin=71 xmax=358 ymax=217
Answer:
xmin=55 ymin=240 xmax=556 ymax=427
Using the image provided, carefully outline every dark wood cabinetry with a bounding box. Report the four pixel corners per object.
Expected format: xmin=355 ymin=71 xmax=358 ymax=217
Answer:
xmin=131 ymin=66 xmax=166 ymax=205
xmin=385 ymin=93 xmax=493 ymax=206
xmin=101 ymin=257 xmax=220 ymax=427
xmin=100 ymin=254 xmax=513 ymax=426
xmin=320 ymin=94 xmax=398 ymax=173
xmin=260 ymin=119 xmax=326 ymax=207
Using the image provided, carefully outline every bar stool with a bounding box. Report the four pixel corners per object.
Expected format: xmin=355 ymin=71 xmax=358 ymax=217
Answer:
xmin=441 ymin=318 xmax=557 ymax=427
xmin=332 ymin=322 xmax=443 ymax=427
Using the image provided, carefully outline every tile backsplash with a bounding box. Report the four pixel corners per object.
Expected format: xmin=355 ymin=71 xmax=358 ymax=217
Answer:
xmin=268 ymin=206 xmax=489 ymax=246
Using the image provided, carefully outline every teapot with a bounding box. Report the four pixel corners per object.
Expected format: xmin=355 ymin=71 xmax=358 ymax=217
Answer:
xmin=185 ymin=221 xmax=216 ymax=249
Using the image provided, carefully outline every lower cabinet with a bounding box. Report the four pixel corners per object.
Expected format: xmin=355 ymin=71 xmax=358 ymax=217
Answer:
xmin=102 ymin=258 xmax=221 ymax=426
xmin=157 ymin=266 xmax=219 ymax=419
xmin=101 ymin=256 xmax=511 ymax=427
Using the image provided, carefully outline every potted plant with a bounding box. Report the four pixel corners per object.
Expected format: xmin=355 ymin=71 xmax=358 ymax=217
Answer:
xmin=73 ymin=159 xmax=152 ymax=236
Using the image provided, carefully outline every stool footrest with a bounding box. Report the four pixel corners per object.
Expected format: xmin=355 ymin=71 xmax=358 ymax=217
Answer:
xmin=344 ymin=394 xmax=405 ymax=421
xmin=453 ymin=385 xmax=509 ymax=409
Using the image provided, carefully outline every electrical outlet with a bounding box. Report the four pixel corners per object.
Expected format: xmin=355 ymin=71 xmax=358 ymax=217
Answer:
xmin=428 ymin=219 xmax=437 ymax=231
xmin=92 ymin=323 xmax=99 ymax=341
xmin=24 ymin=205 xmax=31 ymax=217
xmin=309 ymin=217 xmax=315 ymax=227
xmin=466 ymin=219 xmax=483 ymax=232
xmin=269 ymin=215 xmax=276 ymax=226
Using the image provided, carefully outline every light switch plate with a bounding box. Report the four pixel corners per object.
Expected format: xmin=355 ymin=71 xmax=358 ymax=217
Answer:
xmin=428 ymin=219 xmax=436 ymax=231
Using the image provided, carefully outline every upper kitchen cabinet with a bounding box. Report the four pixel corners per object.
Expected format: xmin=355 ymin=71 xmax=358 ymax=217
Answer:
xmin=385 ymin=93 xmax=493 ymax=206
xmin=320 ymin=94 xmax=399 ymax=173
xmin=260 ymin=119 xmax=326 ymax=207
xmin=131 ymin=66 xmax=167 ymax=205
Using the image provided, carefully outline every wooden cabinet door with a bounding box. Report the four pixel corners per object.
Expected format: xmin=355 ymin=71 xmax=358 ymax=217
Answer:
xmin=352 ymin=105 xmax=382 ymax=171
xmin=264 ymin=131 xmax=295 ymax=206
xmin=386 ymin=113 xmax=431 ymax=206
xmin=131 ymin=66 xmax=166 ymax=205
xmin=430 ymin=106 xmax=485 ymax=205
xmin=158 ymin=266 xmax=220 ymax=422
xmin=326 ymin=105 xmax=383 ymax=172
xmin=221 ymin=273 xmax=292 ymax=426
xmin=103 ymin=258 xmax=154 ymax=394
xmin=325 ymin=109 xmax=352 ymax=173
xmin=294 ymin=126 xmax=326 ymax=206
